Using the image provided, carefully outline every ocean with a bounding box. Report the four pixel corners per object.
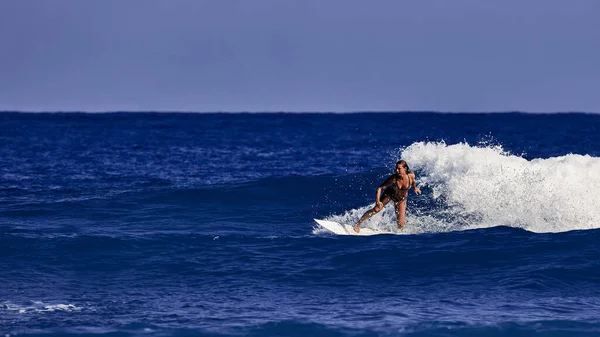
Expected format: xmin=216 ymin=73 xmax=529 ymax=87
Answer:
xmin=1 ymin=112 xmax=599 ymax=336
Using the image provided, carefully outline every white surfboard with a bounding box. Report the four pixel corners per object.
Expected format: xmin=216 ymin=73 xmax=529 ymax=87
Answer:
xmin=314 ymin=219 xmax=393 ymax=236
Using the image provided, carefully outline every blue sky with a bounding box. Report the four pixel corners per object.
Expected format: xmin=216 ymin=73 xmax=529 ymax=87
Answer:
xmin=1 ymin=0 xmax=599 ymax=112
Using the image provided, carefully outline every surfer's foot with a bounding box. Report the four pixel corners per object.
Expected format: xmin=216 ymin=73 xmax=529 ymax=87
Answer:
xmin=353 ymin=225 xmax=360 ymax=233
xmin=397 ymin=225 xmax=404 ymax=231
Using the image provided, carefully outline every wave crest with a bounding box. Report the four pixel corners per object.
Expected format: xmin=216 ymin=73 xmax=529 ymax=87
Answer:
xmin=402 ymin=141 xmax=600 ymax=233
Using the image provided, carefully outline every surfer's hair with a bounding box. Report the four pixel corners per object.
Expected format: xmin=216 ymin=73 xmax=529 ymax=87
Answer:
xmin=396 ymin=160 xmax=411 ymax=173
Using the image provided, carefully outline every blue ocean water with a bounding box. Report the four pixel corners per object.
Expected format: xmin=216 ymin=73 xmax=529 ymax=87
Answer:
xmin=1 ymin=112 xmax=600 ymax=337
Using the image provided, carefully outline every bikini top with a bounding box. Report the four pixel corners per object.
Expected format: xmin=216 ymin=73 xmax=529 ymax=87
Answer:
xmin=394 ymin=175 xmax=410 ymax=191
xmin=381 ymin=174 xmax=411 ymax=191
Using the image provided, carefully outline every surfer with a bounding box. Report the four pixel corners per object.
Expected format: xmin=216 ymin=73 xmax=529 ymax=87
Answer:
xmin=353 ymin=160 xmax=421 ymax=233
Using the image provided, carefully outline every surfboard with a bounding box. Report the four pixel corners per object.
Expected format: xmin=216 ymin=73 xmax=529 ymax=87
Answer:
xmin=314 ymin=219 xmax=392 ymax=236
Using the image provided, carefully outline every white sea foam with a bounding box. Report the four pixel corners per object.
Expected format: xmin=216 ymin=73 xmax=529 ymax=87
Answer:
xmin=323 ymin=141 xmax=600 ymax=234
xmin=322 ymin=205 xmax=443 ymax=235
xmin=2 ymin=301 xmax=83 ymax=314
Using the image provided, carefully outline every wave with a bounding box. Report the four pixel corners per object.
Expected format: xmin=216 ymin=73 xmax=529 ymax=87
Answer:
xmin=5 ymin=140 xmax=599 ymax=236
xmin=324 ymin=141 xmax=600 ymax=234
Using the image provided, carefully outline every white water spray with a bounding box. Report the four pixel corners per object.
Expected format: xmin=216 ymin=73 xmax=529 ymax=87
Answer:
xmin=323 ymin=141 xmax=600 ymax=234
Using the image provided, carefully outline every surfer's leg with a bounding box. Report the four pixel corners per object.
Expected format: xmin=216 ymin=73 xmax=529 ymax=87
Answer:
xmin=394 ymin=199 xmax=407 ymax=230
xmin=354 ymin=196 xmax=391 ymax=232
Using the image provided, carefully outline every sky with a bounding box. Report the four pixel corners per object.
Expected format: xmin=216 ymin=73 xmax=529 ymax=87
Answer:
xmin=1 ymin=0 xmax=599 ymax=112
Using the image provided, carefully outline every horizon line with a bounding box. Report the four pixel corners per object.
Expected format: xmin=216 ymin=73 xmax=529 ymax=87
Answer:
xmin=1 ymin=110 xmax=599 ymax=115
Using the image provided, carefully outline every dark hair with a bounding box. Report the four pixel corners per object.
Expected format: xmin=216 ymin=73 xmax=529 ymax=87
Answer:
xmin=396 ymin=160 xmax=411 ymax=173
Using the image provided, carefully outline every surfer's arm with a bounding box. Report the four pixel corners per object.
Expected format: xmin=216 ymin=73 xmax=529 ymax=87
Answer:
xmin=410 ymin=173 xmax=421 ymax=195
xmin=375 ymin=186 xmax=384 ymax=204
xmin=376 ymin=176 xmax=394 ymax=204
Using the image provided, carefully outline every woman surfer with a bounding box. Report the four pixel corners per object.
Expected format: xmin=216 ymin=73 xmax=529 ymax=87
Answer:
xmin=353 ymin=160 xmax=421 ymax=233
